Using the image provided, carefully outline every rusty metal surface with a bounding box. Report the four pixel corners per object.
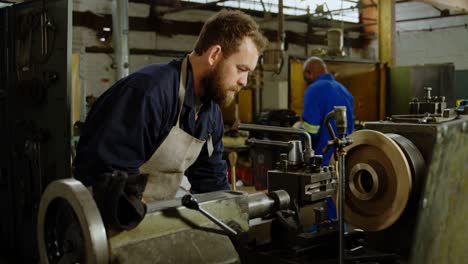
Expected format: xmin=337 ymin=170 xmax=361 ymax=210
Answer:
xmin=410 ymin=117 xmax=468 ymax=263
xmin=341 ymin=130 xmax=412 ymax=231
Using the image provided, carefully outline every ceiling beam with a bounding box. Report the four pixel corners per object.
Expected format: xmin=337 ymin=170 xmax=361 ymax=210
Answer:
xmin=0 ymin=0 xmax=24 ymax=3
xmin=396 ymin=11 xmax=468 ymax=22
xmin=415 ymin=0 xmax=468 ymax=12
xmin=73 ymin=10 xmax=368 ymax=49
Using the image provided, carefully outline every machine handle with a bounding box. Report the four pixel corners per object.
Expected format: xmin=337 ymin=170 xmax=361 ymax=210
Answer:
xmin=182 ymin=195 xmax=238 ymax=237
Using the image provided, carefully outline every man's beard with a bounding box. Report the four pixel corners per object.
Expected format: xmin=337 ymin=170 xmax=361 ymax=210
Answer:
xmin=201 ymin=66 xmax=239 ymax=107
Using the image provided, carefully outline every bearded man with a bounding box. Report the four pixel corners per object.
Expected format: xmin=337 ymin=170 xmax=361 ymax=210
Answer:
xmin=73 ymin=10 xmax=267 ymax=230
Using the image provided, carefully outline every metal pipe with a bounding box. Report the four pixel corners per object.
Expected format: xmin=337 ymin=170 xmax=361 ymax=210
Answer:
xmin=238 ymin=123 xmax=314 ymax=162
xmin=112 ymin=0 xmax=129 ymax=79
xmin=305 ymin=5 xmax=310 ymax=55
xmin=247 ymin=192 xmax=275 ymax=219
xmin=79 ymin=52 xmax=87 ymax=121
xmin=246 ymin=138 xmax=291 ymax=149
xmin=41 ymin=12 xmax=47 ymax=57
xmin=248 ymin=190 xmax=290 ymax=219
xmin=396 ymin=12 xmax=468 ymax=23
xmin=338 ymin=152 xmax=346 ymax=264
xmin=278 ymin=0 xmax=284 ymax=46
xmin=323 ymin=110 xmax=337 ymax=141
xmin=323 ymin=107 xmax=349 ymax=264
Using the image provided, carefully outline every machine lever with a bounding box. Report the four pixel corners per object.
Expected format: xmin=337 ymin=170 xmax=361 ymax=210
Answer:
xmin=323 ymin=106 xmax=352 ymax=264
xmin=182 ymin=194 xmax=238 ymax=237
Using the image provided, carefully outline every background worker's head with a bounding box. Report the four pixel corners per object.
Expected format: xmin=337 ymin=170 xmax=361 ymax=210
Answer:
xmin=303 ymin=57 xmax=328 ymax=85
xmin=194 ymin=10 xmax=268 ymax=106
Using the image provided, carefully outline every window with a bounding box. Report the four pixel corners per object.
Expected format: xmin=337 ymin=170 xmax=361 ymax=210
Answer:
xmin=184 ymin=0 xmax=359 ymax=22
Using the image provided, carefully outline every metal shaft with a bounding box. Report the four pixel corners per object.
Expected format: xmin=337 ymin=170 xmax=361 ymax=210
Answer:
xmin=338 ymin=152 xmax=346 ymax=264
xmin=197 ymin=207 xmax=238 ymax=237
xmin=238 ymin=123 xmax=314 ymax=161
xmin=246 ymin=138 xmax=291 ymax=149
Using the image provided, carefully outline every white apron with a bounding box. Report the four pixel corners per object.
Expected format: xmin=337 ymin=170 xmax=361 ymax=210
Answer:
xmin=140 ymin=57 xmax=213 ymax=201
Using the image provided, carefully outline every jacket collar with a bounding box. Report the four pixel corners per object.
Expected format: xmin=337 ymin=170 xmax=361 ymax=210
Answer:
xmin=315 ymin=73 xmax=334 ymax=81
xmin=181 ymin=56 xmax=195 ymax=109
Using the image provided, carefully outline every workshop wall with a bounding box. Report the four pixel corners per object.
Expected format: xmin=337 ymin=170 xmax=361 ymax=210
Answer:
xmin=71 ymin=0 xmax=369 ymax=116
xmin=395 ymin=2 xmax=468 ymax=70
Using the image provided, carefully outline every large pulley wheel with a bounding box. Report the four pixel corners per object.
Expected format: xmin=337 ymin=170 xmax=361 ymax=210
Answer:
xmin=341 ymin=130 xmax=413 ymax=231
xmin=37 ymin=178 xmax=109 ymax=264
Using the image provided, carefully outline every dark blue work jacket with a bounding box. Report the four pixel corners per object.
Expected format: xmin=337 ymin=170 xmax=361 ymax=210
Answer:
xmin=74 ymin=58 xmax=229 ymax=193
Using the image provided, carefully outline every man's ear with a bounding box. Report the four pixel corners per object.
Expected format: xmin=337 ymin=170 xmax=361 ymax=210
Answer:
xmin=207 ymin=45 xmax=222 ymax=66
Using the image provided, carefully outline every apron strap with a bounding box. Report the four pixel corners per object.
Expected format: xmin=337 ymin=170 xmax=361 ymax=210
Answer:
xmin=176 ymin=57 xmax=188 ymax=127
xmin=174 ymin=57 xmax=214 ymax=157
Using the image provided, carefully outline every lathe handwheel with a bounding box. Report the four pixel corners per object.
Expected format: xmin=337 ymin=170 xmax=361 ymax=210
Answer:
xmin=340 ymin=130 xmax=413 ymax=231
xmin=37 ymin=178 xmax=108 ymax=264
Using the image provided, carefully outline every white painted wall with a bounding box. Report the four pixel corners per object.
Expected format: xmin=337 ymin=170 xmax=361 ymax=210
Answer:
xmin=395 ymin=2 xmax=468 ymax=70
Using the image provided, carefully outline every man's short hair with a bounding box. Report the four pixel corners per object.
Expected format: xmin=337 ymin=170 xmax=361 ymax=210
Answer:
xmin=194 ymin=9 xmax=268 ymax=58
xmin=303 ymin=56 xmax=328 ymax=72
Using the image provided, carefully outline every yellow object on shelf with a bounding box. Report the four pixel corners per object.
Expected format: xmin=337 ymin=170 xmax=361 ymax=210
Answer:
xmin=222 ymin=136 xmax=248 ymax=147
xmin=222 ymin=89 xmax=253 ymax=124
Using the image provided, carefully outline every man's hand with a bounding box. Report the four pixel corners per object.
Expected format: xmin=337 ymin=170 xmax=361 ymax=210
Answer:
xmin=93 ymin=171 xmax=148 ymax=231
xmin=231 ymin=119 xmax=241 ymax=130
xmin=292 ymin=121 xmax=304 ymax=129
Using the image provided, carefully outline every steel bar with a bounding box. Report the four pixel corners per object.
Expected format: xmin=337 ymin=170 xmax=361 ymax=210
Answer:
xmin=246 ymin=138 xmax=291 ymax=149
xmin=238 ymin=123 xmax=314 ymax=161
xmin=338 ymin=152 xmax=346 ymax=264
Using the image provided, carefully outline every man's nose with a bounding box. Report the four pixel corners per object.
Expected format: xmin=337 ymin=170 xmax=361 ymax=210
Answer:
xmin=238 ymin=73 xmax=248 ymax=87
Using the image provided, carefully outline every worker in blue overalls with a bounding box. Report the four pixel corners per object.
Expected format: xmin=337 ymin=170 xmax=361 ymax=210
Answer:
xmin=73 ymin=10 xmax=268 ymax=230
xmin=300 ymin=57 xmax=354 ymax=166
